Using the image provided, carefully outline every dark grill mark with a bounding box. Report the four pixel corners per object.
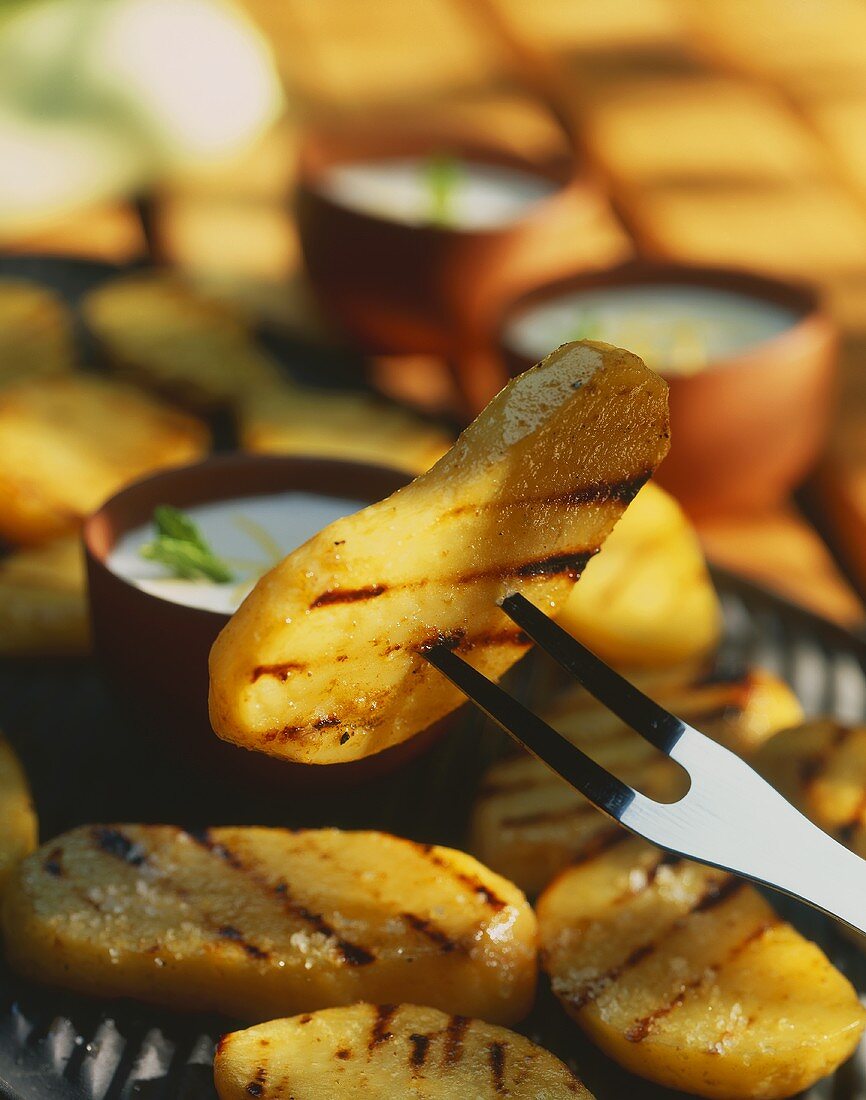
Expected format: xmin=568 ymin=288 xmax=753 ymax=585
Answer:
xmin=288 ymin=896 xmax=375 ymax=967
xmin=336 ymin=1048 xmax=351 ymax=1060
xmin=418 ymin=629 xmax=466 ymax=654
xmin=246 ymin=1067 xmax=266 ymax=1097
xmin=311 ymin=584 xmax=387 ymax=609
xmin=251 ymin=662 xmax=306 ymax=683
xmin=693 ymin=877 xmax=743 ymax=913
xmin=502 ymin=801 xmax=595 ymax=829
xmin=570 ymin=942 xmax=657 ymax=1009
xmin=426 ymin=849 xmax=506 ymax=912
xmin=369 ymin=1005 xmax=397 ymax=1050
xmin=191 ymin=831 xmax=375 ymax=967
xmin=514 ymin=550 xmax=597 ymax=579
xmin=409 ymin=1033 xmax=431 ymax=1069
xmin=624 ymin=919 xmax=778 ymax=1043
xmin=217 ymin=925 xmax=269 ymax=960
xmin=443 ymin=1015 xmax=469 ymax=1065
xmin=445 ymin=472 xmax=651 ymax=518
xmin=43 ymin=848 xmax=63 ymax=877
xmin=91 ymin=827 xmax=146 ymax=866
xmin=313 ymin=715 xmax=340 ymax=729
xmin=457 ymin=628 xmax=530 ymax=652
xmin=571 ymin=827 xmax=630 ymax=866
xmin=401 ymin=912 xmax=458 ymax=953
xmin=799 ymin=724 xmax=854 ymax=787
xmin=489 ymin=1041 xmax=507 ymax=1092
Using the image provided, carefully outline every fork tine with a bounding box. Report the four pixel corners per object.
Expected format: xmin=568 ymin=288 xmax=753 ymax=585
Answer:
xmin=500 ymin=592 xmax=685 ymax=754
xmin=422 ymin=642 xmax=637 ymax=822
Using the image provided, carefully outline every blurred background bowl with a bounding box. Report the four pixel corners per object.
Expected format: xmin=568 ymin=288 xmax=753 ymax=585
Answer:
xmin=295 ymin=118 xmax=613 ymax=400
xmin=498 ymin=261 xmax=837 ymax=517
xmin=81 ymin=451 xmax=459 ymax=795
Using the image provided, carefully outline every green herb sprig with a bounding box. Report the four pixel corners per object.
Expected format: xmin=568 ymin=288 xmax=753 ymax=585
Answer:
xmin=140 ymin=505 xmax=235 ymax=583
xmin=424 ymin=153 xmax=462 ymax=228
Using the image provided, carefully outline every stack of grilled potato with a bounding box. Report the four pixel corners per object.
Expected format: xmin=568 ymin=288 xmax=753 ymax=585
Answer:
xmin=0 ymin=314 xmax=862 ymax=1098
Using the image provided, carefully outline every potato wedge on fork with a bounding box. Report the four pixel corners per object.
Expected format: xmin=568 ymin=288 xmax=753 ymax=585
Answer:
xmin=209 ymin=341 xmax=670 ymax=764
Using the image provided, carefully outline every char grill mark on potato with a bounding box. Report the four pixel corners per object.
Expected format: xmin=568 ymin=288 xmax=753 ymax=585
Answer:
xmin=623 ymin=918 xmax=781 ymax=1045
xmin=417 ymin=843 xmax=507 ymax=912
xmin=443 ymin=1014 xmax=470 ymax=1065
xmin=209 ymin=342 xmax=671 ymax=766
xmin=400 ymin=912 xmax=460 ymax=953
xmin=408 ymin=1031 xmax=432 ymax=1068
xmin=251 ymin=662 xmax=307 ymax=683
xmin=214 ymin=1005 xmax=594 ymax=1099
xmin=189 ymin=828 xmax=376 ymax=967
xmin=560 ymin=870 xmax=746 ymax=1012
xmin=489 ymin=1040 xmax=507 ymax=1092
xmin=369 ymin=1004 xmax=398 ymax=1049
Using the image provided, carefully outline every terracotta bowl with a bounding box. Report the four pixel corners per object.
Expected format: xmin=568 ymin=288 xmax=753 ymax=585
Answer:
xmin=82 ymin=452 xmax=447 ymax=795
xmin=295 ymin=122 xmax=613 ymax=369
xmin=497 ymin=262 xmax=837 ymax=517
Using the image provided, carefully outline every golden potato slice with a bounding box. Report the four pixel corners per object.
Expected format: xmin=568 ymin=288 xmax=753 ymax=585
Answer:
xmin=539 ymin=835 xmax=865 ymax=1099
xmin=0 ymin=737 xmax=37 ymax=896
xmin=0 ymin=279 xmax=75 ymax=382
xmin=214 ymin=1005 xmax=594 ymax=1099
xmin=209 ymin=341 xmax=670 ymax=764
xmin=755 ymin=720 xmax=866 ymax=857
xmin=470 ymin=666 xmax=802 ymax=895
xmin=0 ymin=536 xmax=89 ymax=656
xmin=0 ymin=375 xmax=210 ymax=544
xmin=3 ymin=826 xmax=536 ymax=1024
xmin=82 ymin=273 xmax=282 ymax=408
xmin=558 ymin=481 xmax=721 ymax=669
xmin=239 ymin=380 xmax=453 ymax=475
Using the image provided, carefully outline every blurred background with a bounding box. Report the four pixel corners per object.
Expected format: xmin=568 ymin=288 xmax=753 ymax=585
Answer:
xmin=4 ymin=0 xmax=866 ymax=630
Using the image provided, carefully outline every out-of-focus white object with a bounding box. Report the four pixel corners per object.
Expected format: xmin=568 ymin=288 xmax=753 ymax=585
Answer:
xmin=0 ymin=0 xmax=283 ymax=232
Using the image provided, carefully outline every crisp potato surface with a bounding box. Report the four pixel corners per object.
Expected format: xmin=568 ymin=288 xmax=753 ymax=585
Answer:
xmin=558 ymin=481 xmax=720 ymax=668
xmin=0 ymin=536 xmax=89 ymax=656
xmin=82 ymin=273 xmax=282 ymax=408
xmin=214 ymin=1005 xmax=594 ymax=1099
xmin=0 ymin=279 xmax=75 ymax=382
xmin=3 ymin=826 xmax=536 ymax=1024
xmin=0 ymin=737 xmax=37 ymax=896
xmin=0 ymin=375 xmax=210 ymax=544
xmin=209 ymin=341 xmax=670 ymax=764
xmin=539 ymin=835 xmax=865 ymax=1099
xmin=470 ymin=665 xmax=802 ymax=895
xmin=755 ymin=720 xmax=866 ymax=857
xmin=240 ymin=381 xmax=452 ymax=474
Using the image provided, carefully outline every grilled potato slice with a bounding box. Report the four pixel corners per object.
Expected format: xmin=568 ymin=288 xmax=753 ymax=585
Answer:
xmin=214 ymin=1005 xmax=594 ymax=1099
xmin=0 ymin=375 xmax=210 ymax=544
xmin=82 ymin=273 xmax=282 ymax=409
xmin=539 ymin=835 xmax=865 ymax=1099
xmin=3 ymin=826 xmax=536 ymax=1024
xmin=755 ymin=720 xmax=866 ymax=857
xmin=0 ymin=737 xmax=37 ymax=896
xmin=558 ymin=481 xmax=720 ymax=668
xmin=239 ymin=380 xmax=453 ymax=475
xmin=0 ymin=279 xmax=75 ymax=382
xmin=0 ymin=536 xmax=89 ymax=656
xmin=471 ymin=666 xmax=802 ymax=895
xmin=209 ymin=341 xmax=670 ymax=764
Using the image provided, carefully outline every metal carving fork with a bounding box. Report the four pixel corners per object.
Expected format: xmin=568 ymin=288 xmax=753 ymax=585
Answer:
xmin=423 ymin=592 xmax=866 ymax=936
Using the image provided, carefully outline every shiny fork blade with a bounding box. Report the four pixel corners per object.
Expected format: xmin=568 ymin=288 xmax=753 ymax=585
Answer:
xmin=428 ymin=595 xmax=866 ymax=937
xmin=422 ymin=642 xmax=636 ymax=820
xmin=500 ymin=592 xmax=684 ymax=752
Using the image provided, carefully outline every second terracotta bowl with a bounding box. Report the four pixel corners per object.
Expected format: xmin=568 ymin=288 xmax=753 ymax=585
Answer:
xmin=498 ymin=262 xmax=837 ymax=517
xmin=295 ymin=122 xmax=613 ymax=363
xmin=82 ymin=453 xmax=452 ymax=796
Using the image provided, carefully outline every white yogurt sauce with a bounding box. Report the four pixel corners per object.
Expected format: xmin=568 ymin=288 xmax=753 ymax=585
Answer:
xmin=503 ymin=284 xmax=799 ymax=376
xmin=318 ymin=156 xmax=556 ymax=229
xmin=108 ymin=491 xmax=363 ymax=614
